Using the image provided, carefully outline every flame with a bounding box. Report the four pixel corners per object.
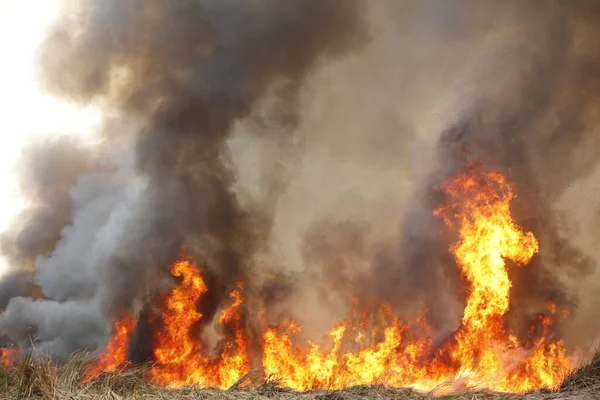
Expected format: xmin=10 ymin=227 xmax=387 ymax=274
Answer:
xmin=83 ymin=314 xmax=136 ymax=382
xmin=433 ymin=166 xmax=569 ymax=391
xmin=150 ymin=259 xmax=250 ymax=388
xmin=214 ymin=282 xmax=251 ymax=387
xmin=0 ymin=347 xmax=19 ymax=369
xmin=86 ymin=166 xmax=572 ymax=393
xmin=262 ymin=306 xmax=435 ymax=391
xmin=258 ymin=166 xmax=570 ymax=392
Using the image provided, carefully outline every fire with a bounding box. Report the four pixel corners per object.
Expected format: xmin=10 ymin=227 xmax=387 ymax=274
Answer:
xmin=261 ymin=306 xmax=434 ymax=391
xmin=0 ymin=347 xmax=19 ymax=369
xmin=259 ymin=166 xmax=570 ymax=392
xmin=83 ymin=314 xmax=136 ymax=382
xmin=85 ymin=165 xmax=572 ymax=393
xmin=433 ymin=165 xmax=569 ymax=392
xmin=150 ymin=259 xmax=250 ymax=388
xmin=435 ymin=167 xmax=539 ymax=331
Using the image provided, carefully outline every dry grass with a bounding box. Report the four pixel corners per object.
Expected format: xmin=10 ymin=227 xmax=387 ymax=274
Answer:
xmin=0 ymin=352 xmax=598 ymax=400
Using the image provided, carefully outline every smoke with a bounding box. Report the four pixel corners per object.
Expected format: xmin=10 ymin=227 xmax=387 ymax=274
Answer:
xmin=1 ymin=135 xmax=99 ymax=271
xmin=267 ymin=0 xmax=600 ymax=347
xmin=1 ymin=0 xmax=600 ymax=363
xmin=0 ymin=0 xmax=367 ymax=357
xmin=426 ymin=1 xmax=600 ymax=345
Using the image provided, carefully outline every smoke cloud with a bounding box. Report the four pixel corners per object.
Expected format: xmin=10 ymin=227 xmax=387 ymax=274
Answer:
xmin=1 ymin=0 xmax=367 ymax=356
xmin=1 ymin=0 xmax=600 ymax=362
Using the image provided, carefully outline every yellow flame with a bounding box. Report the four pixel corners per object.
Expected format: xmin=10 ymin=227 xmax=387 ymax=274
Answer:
xmin=87 ymin=167 xmax=571 ymax=394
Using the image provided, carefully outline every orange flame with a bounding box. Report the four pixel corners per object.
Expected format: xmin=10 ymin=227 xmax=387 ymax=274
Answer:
xmin=83 ymin=314 xmax=136 ymax=382
xmin=85 ymin=166 xmax=572 ymax=393
xmin=262 ymin=306 xmax=435 ymax=391
xmin=433 ymin=166 xmax=570 ymax=392
xmin=260 ymin=166 xmax=570 ymax=392
xmin=150 ymin=259 xmax=250 ymax=388
xmin=0 ymin=347 xmax=19 ymax=369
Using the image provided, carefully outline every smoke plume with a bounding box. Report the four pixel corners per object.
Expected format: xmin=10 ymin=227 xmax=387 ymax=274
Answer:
xmin=0 ymin=0 xmax=366 ymax=357
xmin=1 ymin=0 xmax=600 ymax=363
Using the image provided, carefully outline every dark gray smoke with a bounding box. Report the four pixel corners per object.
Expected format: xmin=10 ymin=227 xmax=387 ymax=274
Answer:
xmin=295 ymin=0 xmax=600 ymax=348
xmin=428 ymin=2 xmax=600 ymax=344
xmin=0 ymin=135 xmax=100 ymax=273
xmin=422 ymin=1 xmax=600 ymax=346
xmin=0 ymin=0 xmax=366 ymax=358
xmin=2 ymin=0 xmax=600 ymax=364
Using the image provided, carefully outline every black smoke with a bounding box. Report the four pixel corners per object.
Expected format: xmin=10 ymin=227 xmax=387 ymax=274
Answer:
xmin=298 ymin=0 xmax=600 ymax=348
xmin=0 ymin=0 xmax=366 ymax=358
xmin=1 ymin=0 xmax=600 ymax=364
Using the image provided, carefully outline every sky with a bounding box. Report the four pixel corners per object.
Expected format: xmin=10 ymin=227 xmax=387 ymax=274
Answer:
xmin=0 ymin=0 xmax=101 ymax=275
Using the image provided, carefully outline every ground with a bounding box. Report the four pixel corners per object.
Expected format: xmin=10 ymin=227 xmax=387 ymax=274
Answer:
xmin=0 ymin=352 xmax=599 ymax=400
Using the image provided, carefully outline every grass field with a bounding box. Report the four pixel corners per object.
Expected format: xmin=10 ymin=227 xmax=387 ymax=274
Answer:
xmin=0 ymin=351 xmax=598 ymax=400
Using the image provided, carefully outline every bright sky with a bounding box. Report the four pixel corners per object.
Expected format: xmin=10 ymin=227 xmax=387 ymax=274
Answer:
xmin=0 ymin=0 xmax=101 ymax=275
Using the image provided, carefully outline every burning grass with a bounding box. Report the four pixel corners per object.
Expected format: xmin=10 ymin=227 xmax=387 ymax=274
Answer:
xmin=0 ymin=351 xmax=598 ymax=400
xmin=0 ymin=166 xmax=582 ymax=400
xmin=68 ymin=166 xmax=570 ymax=394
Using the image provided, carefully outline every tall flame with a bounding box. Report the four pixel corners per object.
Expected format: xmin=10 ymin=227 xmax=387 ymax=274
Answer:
xmin=85 ymin=166 xmax=572 ymax=393
xmin=83 ymin=314 xmax=136 ymax=382
xmin=433 ymin=166 xmax=570 ymax=391
xmin=150 ymin=259 xmax=250 ymax=388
